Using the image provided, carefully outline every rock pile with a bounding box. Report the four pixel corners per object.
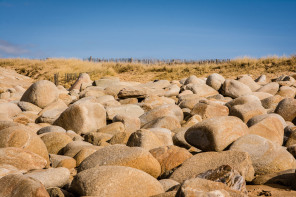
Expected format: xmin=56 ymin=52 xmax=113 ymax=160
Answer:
xmin=1 ymin=70 xmax=296 ymax=196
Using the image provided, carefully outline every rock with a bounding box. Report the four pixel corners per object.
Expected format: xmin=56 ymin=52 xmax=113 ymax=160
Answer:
xmin=118 ymin=86 xmax=149 ymax=98
xmin=94 ymin=77 xmax=120 ymax=88
xmin=285 ymin=132 xmax=296 ymax=147
xmin=119 ymin=98 xmax=138 ymax=105
xmin=170 ymin=150 xmax=254 ymax=182
xmin=50 ymin=154 xmax=77 ymax=169
xmin=140 ymin=95 xmax=175 ymax=111
xmin=73 ymin=147 xmax=101 ymax=167
xmin=197 ymin=165 xmax=247 ymax=193
xmin=0 ymin=121 xmax=23 ymax=131
xmin=46 ymin=187 xmax=74 ymax=197
xmin=24 ymin=167 xmax=70 ymax=188
xmin=159 ymin=179 xmax=180 ymax=192
xmin=71 ymin=166 xmax=164 ymax=197
xmin=178 ymin=97 xmax=205 ymax=110
xmin=257 ymin=82 xmax=279 ymax=95
xmin=79 ymin=87 xmax=105 ymax=98
xmin=139 ymin=104 xmax=183 ymax=126
xmin=188 ymin=84 xmax=219 ymax=97
xmin=36 ymin=100 xmax=68 ymax=124
xmin=252 ymin=169 xmax=296 ymax=186
xmin=37 ymin=125 xmax=66 ymax=135
xmin=0 ymin=174 xmax=49 ymax=197
xmin=54 ymin=101 xmax=106 ymax=134
xmin=149 ymin=145 xmax=192 ymax=177
xmin=62 ymin=141 xmax=93 ymax=157
xmin=184 ymin=75 xmax=205 ymax=85
xmin=237 ymin=75 xmax=261 ymax=91
xmin=78 ymin=144 xmax=161 ymax=178
xmin=177 ymin=177 xmax=244 ymax=197
xmin=172 ymin=127 xmax=192 ymax=149
xmin=142 ymin=116 xmax=181 ymax=131
xmin=185 ymin=116 xmax=248 ymax=152
xmin=106 ymin=104 xmax=144 ymax=120
xmin=206 ymin=73 xmax=225 ymax=91
xmin=182 ymin=114 xmax=202 ymax=127
xmin=190 ymin=100 xmax=229 ymax=119
xmin=248 ymin=116 xmax=284 ymax=145
xmin=255 ymin=75 xmax=267 ymax=83
xmin=113 ymin=115 xmax=141 ymax=133
xmin=18 ymin=101 xmax=42 ymax=112
xmin=261 ymin=95 xmax=284 ymax=110
xmin=109 ymin=132 xmax=131 ymax=145
xmin=0 ymin=147 xmax=47 ymax=173
xmin=58 ymin=93 xmax=73 ymax=106
xmin=276 ymin=86 xmax=296 ymax=98
xmin=97 ymin=122 xmax=125 ymax=135
xmin=13 ymin=111 xmax=38 ymax=125
xmin=40 ymin=132 xmax=73 ymax=154
xmin=251 ymin=91 xmax=273 ymax=100
xmin=21 ymin=80 xmax=59 ymax=108
xmin=222 ymin=79 xmax=252 ymax=98
xmin=69 ymin=73 xmax=92 ymax=91
xmin=84 ymin=132 xmax=113 ymax=146
xmin=274 ymin=98 xmax=296 ymax=122
xmin=229 ymin=134 xmax=296 ymax=175
xmin=0 ymin=126 xmax=50 ymax=167
xmin=164 ymin=84 xmax=180 ymax=97
xmin=0 ymin=102 xmax=22 ymax=117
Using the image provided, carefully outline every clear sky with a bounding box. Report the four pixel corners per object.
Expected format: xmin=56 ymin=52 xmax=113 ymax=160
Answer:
xmin=0 ymin=0 xmax=295 ymax=59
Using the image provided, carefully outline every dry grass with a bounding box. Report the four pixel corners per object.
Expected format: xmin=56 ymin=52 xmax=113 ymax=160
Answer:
xmin=0 ymin=56 xmax=295 ymax=88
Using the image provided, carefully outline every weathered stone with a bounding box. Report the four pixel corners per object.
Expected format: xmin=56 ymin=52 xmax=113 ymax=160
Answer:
xmin=206 ymin=73 xmax=225 ymax=91
xmin=188 ymin=84 xmax=219 ymax=97
xmin=84 ymin=132 xmax=113 ymax=146
xmin=164 ymin=84 xmax=180 ymax=97
xmin=106 ymin=104 xmax=144 ymax=120
xmin=170 ymin=150 xmax=254 ymax=182
xmin=178 ymin=97 xmax=205 ymax=110
xmin=50 ymin=154 xmax=77 ymax=169
xmin=149 ymin=145 xmax=192 ymax=176
xmin=142 ymin=116 xmax=181 ymax=131
xmin=159 ymin=179 xmax=180 ymax=192
xmin=252 ymin=169 xmax=296 ymax=186
xmin=73 ymin=147 xmax=101 ymax=167
xmin=274 ymin=98 xmax=296 ymax=122
xmin=18 ymin=101 xmax=42 ymax=112
xmin=37 ymin=125 xmax=66 ymax=135
xmin=54 ymin=101 xmax=106 ymax=134
xmin=94 ymin=77 xmax=120 ymax=88
xmin=78 ymin=144 xmax=161 ymax=178
xmin=185 ymin=116 xmax=248 ymax=152
xmin=257 ymin=82 xmax=279 ymax=95
xmin=21 ymin=80 xmax=59 ymax=108
xmin=0 ymin=147 xmax=47 ymax=173
xmin=190 ymin=100 xmax=229 ymax=119
xmin=237 ymin=75 xmax=261 ymax=91
xmin=255 ymin=75 xmax=267 ymax=83
xmin=40 ymin=132 xmax=73 ymax=154
xmin=197 ymin=165 xmax=247 ymax=193
xmin=24 ymin=167 xmax=70 ymax=188
xmin=0 ymin=102 xmax=22 ymax=117
xmin=13 ymin=111 xmax=38 ymax=125
xmin=149 ymin=128 xmax=174 ymax=146
xmin=118 ymin=86 xmax=149 ymax=98
xmin=36 ymin=100 xmax=68 ymax=124
xmin=140 ymin=95 xmax=175 ymax=111
xmin=248 ymin=116 xmax=284 ymax=145
xmin=71 ymin=166 xmax=164 ymax=197
xmin=69 ymin=73 xmax=92 ymax=91
xmin=79 ymin=86 xmax=105 ymax=98
xmin=222 ymin=79 xmax=252 ymax=98
xmin=229 ymin=134 xmax=296 ymax=175
xmin=139 ymin=104 xmax=183 ymax=126
xmin=172 ymin=127 xmax=192 ymax=149
xmin=46 ymin=187 xmax=74 ymax=197
xmin=0 ymin=174 xmax=50 ymax=197
xmin=113 ymin=114 xmax=141 ymax=133
xmin=119 ymin=97 xmax=138 ymax=105
xmin=277 ymin=86 xmax=296 ymax=98
xmin=182 ymin=114 xmax=202 ymax=127
xmin=184 ymin=75 xmax=205 ymax=85
xmin=0 ymin=126 xmax=50 ymax=167
xmin=62 ymin=141 xmax=93 ymax=157
xmin=109 ymin=131 xmax=132 ymax=145
xmin=261 ymin=95 xmax=284 ymax=110
xmin=97 ymin=122 xmax=125 ymax=135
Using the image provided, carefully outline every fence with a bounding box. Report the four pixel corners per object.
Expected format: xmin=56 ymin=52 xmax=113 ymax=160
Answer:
xmin=83 ymin=56 xmax=231 ymax=65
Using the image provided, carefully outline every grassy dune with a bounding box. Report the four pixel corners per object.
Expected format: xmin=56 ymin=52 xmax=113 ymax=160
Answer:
xmin=0 ymin=56 xmax=295 ymax=88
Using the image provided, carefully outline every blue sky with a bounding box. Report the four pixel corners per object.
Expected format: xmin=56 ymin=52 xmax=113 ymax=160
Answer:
xmin=0 ymin=0 xmax=295 ymax=59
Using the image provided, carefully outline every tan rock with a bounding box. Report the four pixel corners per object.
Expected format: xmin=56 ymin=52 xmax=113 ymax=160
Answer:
xmin=113 ymin=114 xmax=141 ymax=133
xmin=206 ymin=73 xmax=225 ymax=91
xmin=71 ymin=166 xmax=164 ymax=197
xmin=78 ymin=144 xmax=161 ymax=178
xmin=222 ymin=79 xmax=252 ymax=98
xmin=50 ymin=154 xmax=77 ymax=169
xmin=73 ymin=147 xmax=101 ymax=167
xmin=21 ymin=80 xmax=59 ymax=108
xmin=189 ymin=84 xmax=219 ymax=97
xmin=257 ymin=82 xmax=279 ymax=95
xmin=170 ymin=150 xmax=254 ymax=182
xmin=185 ymin=116 xmax=248 ymax=151
xmin=237 ymin=75 xmax=261 ymax=91
xmin=69 ymin=73 xmax=92 ymax=91
xmin=276 ymin=86 xmax=296 ymax=98
xmin=142 ymin=116 xmax=181 ymax=131
xmin=140 ymin=95 xmax=175 ymax=111
xmin=40 ymin=132 xmax=73 ymax=154
xmin=18 ymin=101 xmax=42 ymax=112
xmin=274 ymin=98 xmax=296 ymax=122
xmin=0 ymin=102 xmax=22 ymax=117
xmin=0 ymin=174 xmax=49 ymax=197
xmin=54 ymin=101 xmax=106 ymax=134
xmin=190 ymin=100 xmax=229 ymax=119
xmin=97 ymin=122 xmax=125 ymax=135
xmin=106 ymin=104 xmax=144 ymax=120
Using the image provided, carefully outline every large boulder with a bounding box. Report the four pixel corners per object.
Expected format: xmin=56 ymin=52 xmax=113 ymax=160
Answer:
xmin=170 ymin=150 xmax=254 ymax=182
xmin=222 ymin=79 xmax=252 ymax=98
xmin=139 ymin=104 xmax=183 ymax=126
xmin=0 ymin=147 xmax=47 ymax=174
xmin=21 ymin=80 xmax=59 ymax=108
xmin=0 ymin=174 xmax=49 ymax=197
xmin=257 ymin=82 xmax=279 ymax=95
xmin=70 ymin=166 xmax=164 ymax=197
xmin=185 ymin=116 xmax=248 ymax=151
xmin=24 ymin=167 xmax=70 ymax=188
xmin=274 ymin=98 xmax=296 ymax=122
xmin=0 ymin=126 xmax=50 ymax=167
xmin=190 ymin=100 xmax=229 ymax=119
xmin=54 ymin=101 xmax=106 ymax=134
xmin=78 ymin=144 xmax=161 ymax=178
xmin=229 ymin=134 xmax=296 ymax=175
xmin=206 ymin=73 xmax=225 ymax=91
xmin=237 ymin=75 xmax=261 ymax=91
